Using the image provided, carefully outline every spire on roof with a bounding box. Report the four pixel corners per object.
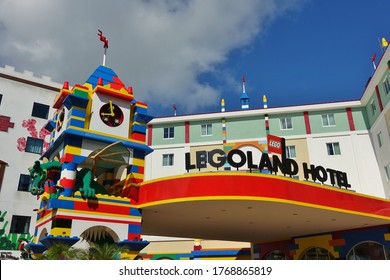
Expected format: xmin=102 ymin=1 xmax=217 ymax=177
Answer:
xmin=221 ymin=98 xmax=225 ymax=112
xmin=240 ymin=74 xmax=249 ymax=110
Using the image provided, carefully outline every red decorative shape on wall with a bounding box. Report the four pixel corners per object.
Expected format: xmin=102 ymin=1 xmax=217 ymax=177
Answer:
xmin=346 ymin=108 xmax=355 ymax=131
xmin=16 ymin=119 xmax=50 ymax=154
xmin=185 ymin=121 xmax=190 ymax=143
xmin=375 ymin=85 xmax=384 ymax=112
xmin=0 ymin=115 xmax=15 ymax=132
xmin=303 ymin=111 xmax=311 ymax=134
xmin=147 ymin=124 xmax=153 ymax=146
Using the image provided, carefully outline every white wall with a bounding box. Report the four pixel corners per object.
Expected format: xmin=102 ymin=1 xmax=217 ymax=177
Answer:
xmin=306 ymin=133 xmax=385 ymax=197
xmin=145 ymin=146 xmax=188 ymax=180
xmin=369 ymin=106 xmax=390 ymax=198
xmin=0 ymin=66 xmax=61 ymax=235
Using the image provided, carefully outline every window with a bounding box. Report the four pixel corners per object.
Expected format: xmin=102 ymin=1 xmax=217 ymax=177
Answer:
xmin=300 ymin=247 xmax=335 ymax=260
xmin=31 ymin=102 xmax=50 ymax=119
xmin=370 ymin=100 xmax=377 ymax=116
xmin=383 ymin=78 xmax=390 ymax=95
xmin=0 ymin=94 xmax=2 ymax=105
xmin=377 ymin=132 xmax=383 ymax=148
xmin=322 ymin=113 xmax=335 ymax=127
xmin=347 ymin=241 xmax=389 ymax=260
xmin=10 ymin=215 xmax=31 ymax=234
xmin=385 ymin=164 xmax=390 ymax=181
xmin=264 ymin=250 xmax=287 ymax=260
xmin=162 ymin=154 xmax=174 ymax=166
xmin=201 ymin=124 xmax=212 ymax=136
xmin=280 ymin=117 xmax=292 ymax=130
xmin=18 ymin=174 xmax=31 ymax=192
xmin=285 ymin=145 xmax=296 ymax=158
xmin=25 ymin=137 xmax=44 ymax=154
xmin=326 ymin=142 xmax=341 ymax=155
xmin=163 ymin=127 xmax=174 ymax=139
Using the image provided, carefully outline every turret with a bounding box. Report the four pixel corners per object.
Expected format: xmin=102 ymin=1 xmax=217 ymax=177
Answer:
xmin=240 ymin=75 xmax=249 ymax=110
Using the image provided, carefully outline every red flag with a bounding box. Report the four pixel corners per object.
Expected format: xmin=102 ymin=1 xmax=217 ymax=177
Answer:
xmin=371 ymin=53 xmax=376 ymax=62
xmin=173 ymin=104 xmax=177 ymax=111
xmin=267 ymin=134 xmax=283 ymax=154
xmin=98 ymin=29 xmax=109 ymax=49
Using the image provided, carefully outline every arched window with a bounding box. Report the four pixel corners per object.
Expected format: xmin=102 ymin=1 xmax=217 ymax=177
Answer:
xmin=300 ymin=247 xmax=335 ymax=260
xmin=264 ymin=250 xmax=287 ymax=260
xmin=347 ymin=241 xmax=389 ymax=260
xmin=80 ymin=226 xmax=119 ymax=244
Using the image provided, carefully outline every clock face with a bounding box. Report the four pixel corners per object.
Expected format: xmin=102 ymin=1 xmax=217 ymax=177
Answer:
xmin=56 ymin=108 xmax=65 ymax=132
xmin=99 ymin=101 xmax=124 ymax=127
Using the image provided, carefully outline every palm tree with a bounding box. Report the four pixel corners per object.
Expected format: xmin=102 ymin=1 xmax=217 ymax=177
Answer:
xmin=36 ymin=242 xmax=88 ymax=260
xmin=88 ymin=242 xmax=122 ymax=260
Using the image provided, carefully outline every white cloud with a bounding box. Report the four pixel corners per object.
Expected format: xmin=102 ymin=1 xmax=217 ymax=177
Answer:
xmin=0 ymin=0 xmax=306 ymax=115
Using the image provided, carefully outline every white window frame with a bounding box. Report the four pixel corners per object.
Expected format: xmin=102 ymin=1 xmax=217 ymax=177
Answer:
xmin=280 ymin=117 xmax=293 ymax=130
xmin=10 ymin=215 xmax=31 ymax=234
xmin=285 ymin=145 xmax=296 ymax=158
xmin=162 ymin=154 xmax=174 ymax=166
xmin=25 ymin=137 xmax=44 ymax=154
xmin=385 ymin=164 xmax=390 ymax=181
xmin=321 ymin=113 xmax=336 ymax=127
xmin=326 ymin=142 xmax=341 ymax=155
xmin=383 ymin=77 xmax=390 ymax=95
xmin=201 ymin=124 xmax=212 ymax=136
xmin=377 ymin=131 xmax=383 ymax=148
xmin=18 ymin=174 xmax=32 ymax=192
xmin=163 ymin=127 xmax=174 ymax=139
xmin=31 ymin=102 xmax=50 ymax=119
xmin=370 ymin=100 xmax=377 ymax=116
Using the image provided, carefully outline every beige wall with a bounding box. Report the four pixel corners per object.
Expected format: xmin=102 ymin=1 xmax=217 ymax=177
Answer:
xmin=187 ymin=144 xmax=224 ymax=172
xmin=285 ymin=138 xmax=310 ymax=180
xmin=141 ymin=239 xmax=250 ymax=254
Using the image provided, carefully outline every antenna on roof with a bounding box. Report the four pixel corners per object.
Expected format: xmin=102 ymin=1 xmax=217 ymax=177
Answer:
xmin=98 ymin=29 xmax=109 ymax=66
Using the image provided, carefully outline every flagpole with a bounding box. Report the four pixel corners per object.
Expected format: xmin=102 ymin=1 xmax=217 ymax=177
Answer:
xmin=378 ymin=37 xmax=384 ymax=54
xmin=371 ymin=53 xmax=377 ymax=70
xmin=103 ymin=48 xmax=107 ymax=66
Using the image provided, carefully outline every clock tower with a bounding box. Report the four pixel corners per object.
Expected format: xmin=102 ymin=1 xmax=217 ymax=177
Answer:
xmin=31 ymin=64 xmax=153 ymax=257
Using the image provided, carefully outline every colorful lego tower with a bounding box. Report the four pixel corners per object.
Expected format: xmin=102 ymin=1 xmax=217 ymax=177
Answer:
xmin=29 ymin=41 xmax=153 ymax=257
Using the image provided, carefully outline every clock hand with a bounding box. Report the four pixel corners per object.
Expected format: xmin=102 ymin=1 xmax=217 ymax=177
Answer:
xmin=101 ymin=101 xmax=115 ymax=116
xmin=109 ymin=100 xmax=114 ymax=116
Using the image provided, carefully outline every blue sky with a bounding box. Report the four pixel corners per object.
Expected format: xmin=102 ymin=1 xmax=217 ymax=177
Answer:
xmin=0 ymin=0 xmax=389 ymax=117
xmin=210 ymin=0 xmax=390 ymax=113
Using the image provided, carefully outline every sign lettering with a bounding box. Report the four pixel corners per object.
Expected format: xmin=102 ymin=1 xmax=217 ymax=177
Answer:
xmin=185 ymin=148 xmax=351 ymax=189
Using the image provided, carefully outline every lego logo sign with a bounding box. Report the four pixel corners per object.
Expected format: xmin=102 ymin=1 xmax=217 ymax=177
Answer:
xmin=267 ymin=134 xmax=283 ymax=154
xmin=269 ymin=140 xmax=281 ymax=148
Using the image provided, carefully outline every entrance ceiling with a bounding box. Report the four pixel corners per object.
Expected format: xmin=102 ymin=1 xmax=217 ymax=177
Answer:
xmin=138 ymin=173 xmax=390 ymax=243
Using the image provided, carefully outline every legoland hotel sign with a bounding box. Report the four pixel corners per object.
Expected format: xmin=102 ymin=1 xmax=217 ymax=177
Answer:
xmin=185 ymin=134 xmax=351 ymax=189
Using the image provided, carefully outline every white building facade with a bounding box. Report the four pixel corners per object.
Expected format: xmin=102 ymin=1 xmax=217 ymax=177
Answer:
xmin=0 ymin=65 xmax=61 ymax=255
